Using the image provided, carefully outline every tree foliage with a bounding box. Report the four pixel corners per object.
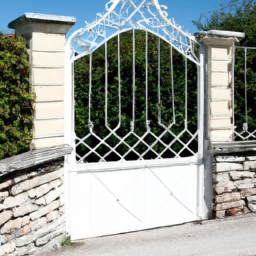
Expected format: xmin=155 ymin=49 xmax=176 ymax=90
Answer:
xmin=0 ymin=33 xmax=34 ymax=160
xmin=193 ymin=0 xmax=256 ymax=135
xmin=74 ymin=30 xmax=198 ymax=163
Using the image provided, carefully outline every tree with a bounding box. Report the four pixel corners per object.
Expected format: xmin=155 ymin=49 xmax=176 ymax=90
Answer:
xmin=193 ymin=0 xmax=256 ymax=137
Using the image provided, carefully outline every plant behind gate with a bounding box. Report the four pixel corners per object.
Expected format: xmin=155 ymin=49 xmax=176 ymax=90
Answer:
xmin=0 ymin=32 xmax=34 ymax=160
xmin=74 ymin=30 xmax=198 ymax=163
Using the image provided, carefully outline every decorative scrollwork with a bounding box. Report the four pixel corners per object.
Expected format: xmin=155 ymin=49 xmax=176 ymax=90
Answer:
xmin=68 ymin=0 xmax=199 ymax=64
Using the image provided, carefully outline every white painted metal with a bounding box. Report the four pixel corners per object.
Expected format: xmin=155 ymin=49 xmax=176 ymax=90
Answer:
xmin=65 ymin=0 xmax=205 ymax=240
xmin=233 ymin=46 xmax=256 ymax=141
xmin=68 ymin=157 xmax=201 ymax=240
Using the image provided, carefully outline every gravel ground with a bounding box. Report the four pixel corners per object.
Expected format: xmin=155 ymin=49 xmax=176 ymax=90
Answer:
xmin=42 ymin=213 xmax=256 ymax=256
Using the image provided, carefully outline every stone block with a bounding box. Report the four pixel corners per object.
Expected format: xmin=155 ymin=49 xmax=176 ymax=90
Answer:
xmin=60 ymin=193 xmax=65 ymax=206
xmin=0 ymin=192 xmax=9 ymax=202
xmin=0 ymin=241 xmax=16 ymax=256
xmin=13 ymin=202 xmax=39 ymax=217
xmin=226 ymin=208 xmax=242 ymax=216
xmin=234 ymin=179 xmax=255 ymax=189
xmin=248 ymin=203 xmax=256 ymax=212
xmin=1 ymin=217 xmax=22 ymax=234
xmin=59 ymin=206 xmax=65 ymax=215
xmin=211 ymin=73 xmax=229 ymax=87
xmin=29 ymin=178 xmax=63 ymax=199
xmin=243 ymin=206 xmax=251 ymax=214
xmin=29 ymin=200 xmax=60 ymax=221
xmin=210 ymin=130 xmax=233 ymax=142
xmin=215 ymin=210 xmax=226 ymax=218
xmin=4 ymin=192 xmax=29 ymax=208
xmin=32 ymin=68 xmax=64 ymax=86
xmin=241 ymin=188 xmax=256 ymax=198
xmin=214 ymin=163 xmax=243 ymax=173
xmin=244 ymin=161 xmax=256 ymax=171
xmin=46 ymin=210 xmax=60 ymax=222
xmin=210 ymin=118 xmax=231 ymax=128
xmin=0 ymin=172 xmax=38 ymax=191
xmin=212 ymin=47 xmax=229 ymax=60
xmin=34 ymin=119 xmax=64 ymax=138
xmin=34 ymin=234 xmax=65 ymax=256
xmin=215 ymin=182 xmax=235 ymax=194
xmin=34 ymin=197 xmax=46 ymax=206
xmin=34 ymin=86 xmax=64 ymax=102
xmin=213 ymin=173 xmax=230 ymax=184
xmin=215 ymin=200 xmax=245 ymax=211
xmin=11 ymin=168 xmax=64 ymax=195
xmin=246 ymin=156 xmax=256 ymax=161
xmin=13 ymin=242 xmax=36 ymax=256
xmin=35 ymin=225 xmax=65 ymax=246
xmin=210 ymin=101 xmax=232 ymax=116
xmin=215 ymin=192 xmax=241 ymax=203
xmin=22 ymin=216 xmax=30 ymax=227
xmin=216 ymin=156 xmax=245 ymax=162
xmin=15 ymin=214 xmax=65 ymax=247
xmin=211 ymin=88 xmax=231 ymax=101
xmin=247 ymin=195 xmax=256 ymax=202
xmin=212 ymin=61 xmax=229 ymax=72
xmin=44 ymin=185 xmax=64 ymax=205
xmin=230 ymin=171 xmax=255 ymax=180
xmin=0 ymin=204 xmax=6 ymax=211
xmin=32 ymin=52 xmax=65 ymax=68
xmin=32 ymin=33 xmax=65 ymax=52
xmin=0 ymin=210 xmax=13 ymax=226
xmin=29 ymin=217 xmax=47 ymax=232
xmin=33 ymin=137 xmax=64 ymax=150
xmin=34 ymin=103 xmax=64 ymax=120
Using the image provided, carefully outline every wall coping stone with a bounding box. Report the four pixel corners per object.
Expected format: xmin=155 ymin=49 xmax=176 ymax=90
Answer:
xmin=194 ymin=29 xmax=245 ymax=42
xmin=8 ymin=13 xmax=76 ymax=29
xmin=0 ymin=145 xmax=72 ymax=176
xmin=8 ymin=13 xmax=76 ymax=38
xmin=211 ymin=141 xmax=256 ymax=155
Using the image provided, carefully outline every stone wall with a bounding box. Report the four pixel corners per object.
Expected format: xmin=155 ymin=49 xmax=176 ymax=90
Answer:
xmin=0 ymin=145 xmax=72 ymax=256
xmin=213 ymin=152 xmax=256 ymax=218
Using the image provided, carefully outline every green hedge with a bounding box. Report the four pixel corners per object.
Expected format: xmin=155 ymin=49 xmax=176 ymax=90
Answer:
xmin=74 ymin=30 xmax=198 ymax=163
xmin=0 ymin=33 xmax=34 ymax=160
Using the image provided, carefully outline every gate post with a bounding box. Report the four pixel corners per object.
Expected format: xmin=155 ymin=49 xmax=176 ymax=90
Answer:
xmin=195 ymin=30 xmax=245 ymax=144
xmin=8 ymin=13 xmax=76 ymax=149
xmin=194 ymin=30 xmax=245 ymax=218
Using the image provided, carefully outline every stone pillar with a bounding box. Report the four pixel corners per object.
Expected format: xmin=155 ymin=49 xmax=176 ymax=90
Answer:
xmin=8 ymin=13 xmax=76 ymax=149
xmin=194 ymin=30 xmax=245 ymax=144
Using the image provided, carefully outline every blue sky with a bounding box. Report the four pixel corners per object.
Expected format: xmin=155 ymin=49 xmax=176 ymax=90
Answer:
xmin=0 ymin=0 xmax=224 ymax=37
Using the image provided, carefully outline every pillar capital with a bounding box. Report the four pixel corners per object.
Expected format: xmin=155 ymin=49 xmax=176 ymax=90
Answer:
xmin=194 ymin=30 xmax=245 ymax=45
xmin=8 ymin=13 xmax=76 ymax=40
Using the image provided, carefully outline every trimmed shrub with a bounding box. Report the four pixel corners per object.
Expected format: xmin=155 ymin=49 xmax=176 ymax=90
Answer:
xmin=0 ymin=33 xmax=34 ymax=160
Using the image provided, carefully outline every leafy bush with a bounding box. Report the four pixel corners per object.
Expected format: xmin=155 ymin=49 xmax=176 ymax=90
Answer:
xmin=74 ymin=30 xmax=198 ymax=163
xmin=0 ymin=32 xmax=34 ymax=160
xmin=193 ymin=0 xmax=256 ymax=135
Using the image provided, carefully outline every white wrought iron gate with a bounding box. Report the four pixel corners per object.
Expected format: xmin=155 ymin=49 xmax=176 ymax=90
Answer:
xmin=65 ymin=0 xmax=205 ymax=240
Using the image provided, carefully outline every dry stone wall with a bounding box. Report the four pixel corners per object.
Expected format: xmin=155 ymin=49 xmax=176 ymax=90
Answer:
xmin=213 ymin=154 xmax=256 ymax=218
xmin=0 ymin=162 xmax=66 ymax=256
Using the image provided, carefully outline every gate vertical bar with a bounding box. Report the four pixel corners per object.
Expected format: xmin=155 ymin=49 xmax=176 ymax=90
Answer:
xmin=244 ymin=48 xmax=248 ymax=126
xmin=145 ymin=31 xmax=148 ymax=125
xmin=197 ymin=45 xmax=205 ymax=220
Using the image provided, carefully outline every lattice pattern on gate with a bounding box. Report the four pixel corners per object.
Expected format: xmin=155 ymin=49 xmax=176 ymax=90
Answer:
xmin=66 ymin=0 xmax=202 ymax=163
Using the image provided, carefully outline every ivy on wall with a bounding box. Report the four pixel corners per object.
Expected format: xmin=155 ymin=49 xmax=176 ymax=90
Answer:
xmin=0 ymin=33 xmax=34 ymax=160
xmin=74 ymin=30 xmax=198 ymax=163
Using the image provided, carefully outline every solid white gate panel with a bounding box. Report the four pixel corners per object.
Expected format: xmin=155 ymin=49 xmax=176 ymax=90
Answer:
xmin=68 ymin=161 xmax=200 ymax=240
